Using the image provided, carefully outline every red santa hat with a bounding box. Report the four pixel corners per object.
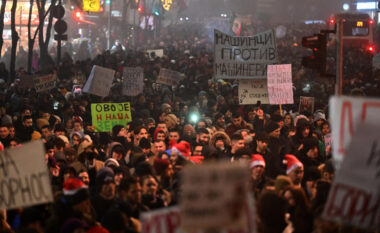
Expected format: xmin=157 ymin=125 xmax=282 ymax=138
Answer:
xmin=284 ymin=154 xmax=303 ymax=175
xmin=63 ymin=177 xmax=89 ymax=205
xmin=172 ymin=141 xmax=191 ymax=157
xmin=250 ymin=154 xmax=266 ymax=169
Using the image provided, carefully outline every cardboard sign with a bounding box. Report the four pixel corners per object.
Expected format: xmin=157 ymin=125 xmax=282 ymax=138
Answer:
xmin=19 ymin=75 xmax=35 ymax=89
xmin=323 ymin=123 xmax=380 ymax=230
xmin=122 ymin=67 xmax=144 ymax=96
xmin=0 ymin=140 xmax=53 ymax=210
xmin=157 ymin=68 xmax=184 ymax=87
xmin=329 ymin=96 xmax=380 ymax=168
xmin=180 ymin=162 xmax=249 ymax=229
xmin=214 ymin=29 xmax=277 ymax=79
xmin=299 ymin=96 xmax=315 ymax=113
xmin=147 ymin=49 xmax=164 ymax=58
xmin=83 ymin=0 xmax=101 ymax=12
xmin=33 ymin=74 xmax=57 ymax=93
xmin=267 ymin=64 xmax=293 ymax=105
xmin=83 ymin=65 xmax=115 ymax=97
xmin=238 ymin=79 xmax=269 ymax=105
xmin=91 ymin=102 xmax=132 ymax=132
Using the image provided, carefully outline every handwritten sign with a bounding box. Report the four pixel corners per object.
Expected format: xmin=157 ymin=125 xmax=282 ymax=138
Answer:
xmin=329 ymin=96 xmax=380 ymax=169
xmin=0 ymin=140 xmax=53 ymax=210
xmin=238 ymin=79 xmax=269 ymax=105
xmin=157 ymin=68 xmax=184 ymax=87
xmin=83 ymin=65 xmax=115 ymax=97
xmin=180 ymin=162 xmax=249 ymax=229
xmin=122 ymin=67 xmax=144 ymax=96
xmin=91 ymin=102 xmax=132 ymax=132
xmin=214 ymin=29 xmax=277 ymax=79
xmin=83 ymin=0 xmax=101 ymax=12
xmin=267 ymin=64 xmax=293 ymax=105
xmin=323 ymin=123 xmax=380 ymax=230
xmin=33 ymin=74 xmax=57 ymax=93
xmin=299 ymin=96 xmax=315 ymax=113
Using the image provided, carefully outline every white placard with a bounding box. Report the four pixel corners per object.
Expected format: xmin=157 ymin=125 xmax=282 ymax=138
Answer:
xmin=323 ymin=123 xmax=380 ymax=230
xmin=0 ymin=140 xmax=53 ymax=210
xmin=180 ymin=162 xmax=249 ymax=229
xmin=329 ymin=96 xmax=380 ymax=168
xmin=33 ymin=74 xmax=57 ymax=93
xmin=267 ymin=64 xmax=293 ymax=105
xmin=122 ymin=67 xmax=144 ymax=96
xmin=147 ymin=49 xmax=164 ymax=58
xmin=157 ymin=68 xmax=184 ymax=87
xmin=238 ymin=79 xmax=269 ymax=105
xmin=83 ymin=65 xmax=115 ymax=97
xmin=214 ymin=29 xmax=277 ymax=79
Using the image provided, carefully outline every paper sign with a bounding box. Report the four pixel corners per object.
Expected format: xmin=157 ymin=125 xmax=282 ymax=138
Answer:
xmin=147 ymin=49 xmax=164 ymax=58
xmin=91 ymin=102 xmax=132 ymax=132
xmin=323 ymin=123 xmax=380 ymax=230
xmin=238 ymin=79 xmax=269 ymax=105
xmin=267 ymin=64 xmax=293 ymax=105
xmin=0 ymin=140 xmax=53 ymax=210
xmin=157 ymin=68 xmax=184 ymax=87
xmin=83 ymin=0 xmax=101 ymax=12
xmin=19 ymin=75 xmax=35 ymax=89
xmin=33 ymin=74 xmax=57 ymax=93
xmin=180 ymin=162 xmax=249 ymax=229
xmin=122 ymin=67 xmax=144 ymax=96
xmin=329 ymin=96 xmax=380 ymax=169
xmin=214 ymin=29 xmax=277 ymax=79
xmin=83 ymin=65 xmax=115 ymax=97
xmin=324 ymin=133 xmax=332 ymax=148
xmin=299 ymin=96 xmax=315 ymax=113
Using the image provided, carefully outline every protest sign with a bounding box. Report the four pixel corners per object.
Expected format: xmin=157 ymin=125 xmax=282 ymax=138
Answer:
xmin=214 ymin=29 xmax=277 ymax=79
xmin=83 ymin=65 xmax=115 ymax=97
xmin=147 ymin=49 xmax=164 ymax=58
xmin=299 ymin=96 xmax=315 ymax=113
xmin=324 ymin=133 xmax=332 ymax=149
xmin=267 ymin=64 xmax=293 ymax=105
xmin=180 ymin=162 xmax=249 ymax=229
xmin=0 ymin=140 xmax=53 ymax=210
xmin=238 ymin=79 xmax=269 ymax=105
xmin=157 ymin=68 xmax=184 ymax=87
xmin=19 ymin=74 xmax=35 ymax=89
xmin=323 ymin=123 xmax=380 ymax=230
xmin=33 ymin=74 xmax=57 ymax=93
xmin=329 ymin=96 xmax=380 ymax=168
xmin=122 ymin=67 xmax=144 ymax=96
xmin=91 ymin=102 xmax=132 ymax=132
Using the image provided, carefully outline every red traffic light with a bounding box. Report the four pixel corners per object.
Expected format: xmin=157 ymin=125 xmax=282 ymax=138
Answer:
xmin=369 ymin=19 xmax=374 ymax=25
xmin=367 ymin=44 xmax=375 ymax=53
xmin=74 ymin=10 xmax=82 ymax=20
xmin=137 ymin=6 xmax=143 ymax=12
xmin=329 ymin=18 xmax=335 ymax=25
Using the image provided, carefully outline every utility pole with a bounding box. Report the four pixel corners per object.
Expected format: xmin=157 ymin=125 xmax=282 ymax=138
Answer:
xmin=335 ymin=19 xmax=344 ymax=96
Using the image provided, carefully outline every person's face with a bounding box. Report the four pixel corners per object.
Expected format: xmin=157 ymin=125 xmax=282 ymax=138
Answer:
xmin=23 ymin=109 xmax=31 ymax=117
xmin=269 ymin=128 xmax=281 ymax=139
xmin=216 ymin=116 xmax=225 ymax=126
xmin=248 ymin=111 xmax=256 ymax=120
xmin=232 ymin=139 xmax=245 ymax=151
xmin=101 ymin=181 xmax=116 ymax=200
xmin=306 ymin=180 xmax=318 ymax=200
xmin=9 ymin=127 xmax=15 ymax=138
xmin=117 ymin=127 xmax=127 ymax=137
xmin=112 ymin=152 xmax=123 ymax=161
xmin=78 ymin=171 xmax=90 ymax=185
xmin=251 ymin=165 xmax=265 ymax=181
xmin=73 ymin=122 xmax=82 ymax=131
xmin=307 ymin=147 xmax=319 ymax=160
xmin=157 ymin=123 xmax=168 ymax=134
xmin=41 ymin=128 xmax=52 ymax=138
xmin=199 ymin=133 xmax=210 ymax=145
xmin=147 ymin=122 xmax=155 ymax=130
xmin=66 ymin=120 xmax=73 ymax=129
xmin=232 ymin=117 xmax=242 ymax=127
xmin=193 ymin=145 xmax=203 ymax=156
xmin=42 ymin=112 xmax=50 ymax=120
xmin=241 ymin=131 xmax=248 ymax=140
xmin=302 ymin=127 xmax=310 ymax=138
xmin=278 ymin=120 xmax=284 ymax=129
xmin=169 ymin=132 xmax=180 ymax=142
xmin=0 ymin=126 xmax=9 ymax=139
xmin=65 ymin=153 xmax=76 ymax=163
xmin=9 ymin=140 xmax=18 ymax=148
xmin=46 ymin=148 xmax=55 ymax=157
xmin=284 ymin=115 xmax=292 ymax=126
xmin=138 ymin=128 xmax=149 ymax=140
xmin=127 ymin=183 xmax=142 ymax=204
xmin=197 ymin=121 xmax=206 ymax=129
xmin=164 ymin=164 xmax=174 ymax=178
xmin=284 ymin=190 xmax=296 ymax=206
xmin=55 ymin=131 xmax=66 ymax=137
xmin=322 ymin=124 xmax=330 ymax=135
xmin=215 ymin=139 xmax=225 ymax=150
xmin=154 ymin=141 xmax=166 ymax=154
xmin=256 ymin=140 xmax=268 ymax=152
xmin=288 ymin=167 xmax=304 ymax=185
xmin=23 ymin=119 xmax=33 ymax=128
xmin=159 ymin=112 xmax=167 ymax=122
xmin=114 ymin=173 xmax=123 ymax=186
xmin=156 ymin=132 xmax=166 ymax=141
xmin=142 ymin=177 xmax=158 ymax=196
xmin=72 ymin=135 xmax=81 ymax=145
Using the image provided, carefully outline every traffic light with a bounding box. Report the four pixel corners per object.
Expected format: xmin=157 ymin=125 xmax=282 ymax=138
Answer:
xmin=73 ymin=10 xmax=82 ymax=21
xmin=301 ymin=33 xmax=327 ymax=74
xmin=105 ymin=0 xmax=111 ymax=5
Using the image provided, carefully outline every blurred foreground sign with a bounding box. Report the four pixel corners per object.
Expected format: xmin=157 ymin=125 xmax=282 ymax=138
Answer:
xmin=214 ymin=29 xmax=277 ymax=79
xmin=329 ymin=96 xmax=380 ymax=169
xmin=323 ymin=123 xmax=380 ymax=230
xmin=267 ymin=64 xmax=293 ymax=105
xmin=0 ymin=141 xmax=53 ymax=210
xmin=122 ymin=67 xmax=144 ymax=96
xmin=180 ymin=162 xmax=251 ymax=229
xmin=83 ymin=65 xmax=115 ymax=97
xmin=238 ymin=79 xmax=269 ymax=105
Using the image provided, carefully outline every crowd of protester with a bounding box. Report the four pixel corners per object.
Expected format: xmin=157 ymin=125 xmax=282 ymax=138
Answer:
xmin=0 ymin=20 xmax=379 ymax=233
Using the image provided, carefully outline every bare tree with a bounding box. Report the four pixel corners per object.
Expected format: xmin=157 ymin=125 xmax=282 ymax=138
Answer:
xmin=0 ymin=0 xmax=7 ymax=59
xmin=27 ymin=0 xmax=34 ymax=73
xmin=10 ymin=0 xmax=19 ymax=81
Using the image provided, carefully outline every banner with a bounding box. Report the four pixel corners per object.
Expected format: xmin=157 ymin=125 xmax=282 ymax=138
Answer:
xmin=267 ymin=64 xmax=293 ymax=105
xmin=33 ymin=74 xmax=57 ymax=93
xmin=147 ymin=49 xmax=164 ymax=58
xmin=91 ymin=102 xmax=132 ymax=132
xmin=180 ymin=162 xmax=249 ymax=229
xmin=299 ymin=96 xmax=315 ymax=113
xmin=238 ymin=79 xmax=269 ymax=105
xmin=329 ymin=96 xmax=380 ymax=168
xmin=83 ymin=65 xmax=115 ymax=97
xmin=323 ymin=123 xmax=380 ymax=230
xmin=214 ymin=29 xmax=277 ymax=79
xmin=0 ymin=140 xmax=53 ymax=210
xmin=157 ymin=68 xmax=184 ymax=87
xmin=122 ymin=67 xmax=144 ymax=96
xmin=83 ymin=0 xmax=101 ymax=12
